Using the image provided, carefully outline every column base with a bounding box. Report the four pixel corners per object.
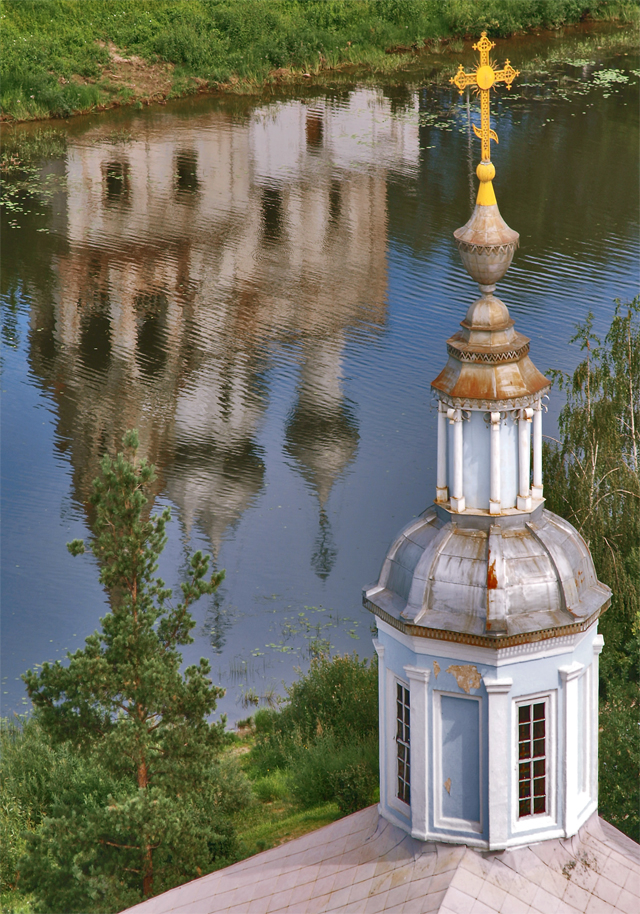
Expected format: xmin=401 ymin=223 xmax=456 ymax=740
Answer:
xmin=489 ymin=499 xmax=501 ymax=515
xmin=450 ymin=495 xmax=466 ymax=513
xmin=531 ymin=485 xmax=543 ymax=500
xmin=435 ymin=486 xmax=449 ymax=503
xmin=517 ymin=494 xmax=532 ymax=511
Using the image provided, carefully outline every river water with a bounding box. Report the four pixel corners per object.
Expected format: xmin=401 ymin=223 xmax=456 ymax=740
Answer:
xmin=2 ymin=25 xmax=638 ymax=723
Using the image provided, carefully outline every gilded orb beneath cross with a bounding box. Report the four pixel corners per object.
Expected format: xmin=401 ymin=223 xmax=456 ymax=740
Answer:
xmin=476 ymin=64 xmax=496 ymax=91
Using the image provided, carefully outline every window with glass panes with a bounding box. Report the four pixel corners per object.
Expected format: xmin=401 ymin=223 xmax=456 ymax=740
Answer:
xmin=517 ymin=699 xmax=547 ymax=818
xmin=396 ymin=682 xmax=410 ymax=804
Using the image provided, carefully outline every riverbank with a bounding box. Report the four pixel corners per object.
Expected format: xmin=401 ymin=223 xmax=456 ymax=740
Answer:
xmin=1 ymin=0 xmax=637 ymax=122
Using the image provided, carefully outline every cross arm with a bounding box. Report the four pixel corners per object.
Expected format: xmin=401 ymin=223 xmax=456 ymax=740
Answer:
xmin=450 ymin=65 xmax=476 ymax=95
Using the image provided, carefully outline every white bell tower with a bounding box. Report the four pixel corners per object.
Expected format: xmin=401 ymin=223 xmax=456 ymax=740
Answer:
xmin=364 ymin=34 xmax=611 ymax=851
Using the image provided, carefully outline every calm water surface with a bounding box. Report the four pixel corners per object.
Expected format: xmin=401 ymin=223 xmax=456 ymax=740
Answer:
xmin=2 ymin=26 xmax=639 ymax=721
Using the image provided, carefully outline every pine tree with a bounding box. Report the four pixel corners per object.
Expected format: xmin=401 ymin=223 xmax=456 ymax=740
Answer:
xmin=21 ymin=431 xmax=239 ymax=912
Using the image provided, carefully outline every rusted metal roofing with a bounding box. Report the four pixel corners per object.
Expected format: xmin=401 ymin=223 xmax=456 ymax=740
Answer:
xmin=364 ymin=504 xmax=611 ymax=645
xmin=431 ymin=290 xmax=550 ymax=409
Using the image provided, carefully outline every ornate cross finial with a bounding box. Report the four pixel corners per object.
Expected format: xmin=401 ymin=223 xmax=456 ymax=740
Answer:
xmin=451 ymin=32 xmax=519 ymax=162
xmin=450 ymin=33 xmax=519 ymax=207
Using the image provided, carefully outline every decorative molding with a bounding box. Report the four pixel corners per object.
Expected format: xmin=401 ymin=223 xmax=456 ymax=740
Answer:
xmin=483 ymin=676 xmax=513 ymax=694
xmin=372 ymin=638 xmax=385 ymax=660
xmin=365 ymin=600 xmax=607 ymax=651
xmin=434 ymin=386 xmax=552 ymax=413
xmin=455 ymin=240 xmax=519 ymax=256
xmin=447 ymin=341 xmax=529 ymax=363
xmin=559 ymin=661 xmax=585 ymax=684
xmin=403 ymin=665 xmax=431 ymax=684
xmin=592 ymin=634 xmax=604 ymax=657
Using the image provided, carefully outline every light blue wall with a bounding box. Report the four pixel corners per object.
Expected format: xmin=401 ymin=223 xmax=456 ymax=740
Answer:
xmin=441 ymin=695 xmax=480 ymax=822
xmin=376 ymin=622 xmax=598 ymax=843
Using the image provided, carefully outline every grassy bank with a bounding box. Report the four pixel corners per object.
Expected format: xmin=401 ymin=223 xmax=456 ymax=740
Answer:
xmin=1 ymin=0 xmax=637 ymax=121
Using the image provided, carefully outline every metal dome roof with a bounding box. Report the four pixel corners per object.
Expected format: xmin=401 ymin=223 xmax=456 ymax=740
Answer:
xmin=363 ymin=503 xmax=610 ymax=648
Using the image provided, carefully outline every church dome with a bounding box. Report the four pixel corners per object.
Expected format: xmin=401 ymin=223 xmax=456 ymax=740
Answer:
xmin=364 ymin=503 xmax=610 ymax=645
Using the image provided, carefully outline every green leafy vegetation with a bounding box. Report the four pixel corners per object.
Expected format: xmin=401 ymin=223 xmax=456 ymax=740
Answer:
xmin=544 ymin=298 xmax=640 ymax=841
xmin=11 ymin=430 xmax=243 ymax=912
xmin=1 ymin=0 xmax=637 ymax=120
xmin=1 ymin=430 xmax=378 ymax=911
xmin=249 ymin=652 xmax=379 ymax=815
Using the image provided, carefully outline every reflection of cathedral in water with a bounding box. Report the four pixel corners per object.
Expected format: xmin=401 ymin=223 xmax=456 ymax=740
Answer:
xmin=285 ymin=335 xmax=359 ymax=579
xmin=27 ymin=93 xmax=409 ymax=568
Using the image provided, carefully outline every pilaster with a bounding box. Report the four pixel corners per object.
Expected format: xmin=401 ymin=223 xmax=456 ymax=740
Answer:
xmin=559 ymin=661 xmax=585 ymax=836
xmin=403 ymin=665 xmax=431 ymax=840
xmin=483 ymin=675 xmax=513 ymax=850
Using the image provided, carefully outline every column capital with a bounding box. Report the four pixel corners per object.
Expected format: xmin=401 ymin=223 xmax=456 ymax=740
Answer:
xmin=483 ymin=676 xmax=513 ymax=694
xmin=559 ymin=661 xmax=584 ymax=683
xmin=372 ymin=638 xmax=385 ymax=660
xmin=403 ymin=664 xmax=431 ymax=684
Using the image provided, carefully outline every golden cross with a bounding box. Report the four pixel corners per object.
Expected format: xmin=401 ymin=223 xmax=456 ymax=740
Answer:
xmin=450 ymin=32 xmax=519 ymax=163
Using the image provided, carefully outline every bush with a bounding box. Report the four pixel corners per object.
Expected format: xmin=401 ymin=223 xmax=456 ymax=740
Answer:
xmin=250 ymin=653 xmax=379 ymax=816
xmin=289 ymin=735 xmax=379 ymax=811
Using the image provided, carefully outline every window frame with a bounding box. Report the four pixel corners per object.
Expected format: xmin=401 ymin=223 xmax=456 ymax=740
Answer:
xmin=512 ymin=690 xmax=557 ymax=833
xmin=395 ymin=680 xmax=411 ymax=806
xmin=385 ymin=669 xmax=411 ymax=821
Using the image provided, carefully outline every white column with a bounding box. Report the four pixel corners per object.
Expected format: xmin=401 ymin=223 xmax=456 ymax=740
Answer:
xmin=404 ymin=665 xmax=431 ymax=840
xmin=448 ymin=407 xmax=465 ymax=512
xmin=484 ymin=676 xmax=513 ymax=850
xmin=591 ymin=634 xmax=604 ymax=808
xmin=531 ymin=400 xmax=543 ymax=500
xmin=559 ymin=661 xmax=585 ymax=837
xmin=373 ymin=639 xmax=386 ymax=813
xmin=490 ymin=411 xmax=501 ymax=515
xmin=517 ymin=407 xmax=533 ymax=511
xmin=436 ymin=401 xmax=448 ymax=503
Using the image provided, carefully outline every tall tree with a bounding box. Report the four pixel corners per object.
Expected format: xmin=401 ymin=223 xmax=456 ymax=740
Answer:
xmin=21 ymin=431 xmax=240 ymax=912
xmin=544 ymin=298 xmax=640 ymax=840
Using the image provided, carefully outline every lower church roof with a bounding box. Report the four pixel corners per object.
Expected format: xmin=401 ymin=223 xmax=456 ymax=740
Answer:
xmin=124 ymin=806 xmax=639 ymax=913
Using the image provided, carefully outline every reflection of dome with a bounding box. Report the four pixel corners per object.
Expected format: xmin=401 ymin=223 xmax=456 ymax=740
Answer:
xmin=364 ymin=503 xmax=610 ymax=642
xmin=284 ymin=402 xmax=359 ymax=508
xmin=166 ymin=437 xmax=265 ymax=557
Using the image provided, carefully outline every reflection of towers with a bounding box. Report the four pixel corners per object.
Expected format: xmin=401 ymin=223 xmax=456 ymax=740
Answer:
xmin=284 ymin=334 xmax=358 ymax=580
xmin=27 ymin=95 xmax=393 ymax=559
xmin=165 ymin=353 xmax=266 ymax=557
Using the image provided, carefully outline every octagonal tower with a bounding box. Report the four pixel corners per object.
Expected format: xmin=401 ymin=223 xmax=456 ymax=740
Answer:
xmin=364 ymin=35 xmax=611 ymax=852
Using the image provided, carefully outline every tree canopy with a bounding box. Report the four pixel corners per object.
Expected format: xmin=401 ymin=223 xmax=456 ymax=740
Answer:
xmin=544 ymin=298 xmax=640 ymax=840
xmin=20 ymin=430 xmax=242 ymax=912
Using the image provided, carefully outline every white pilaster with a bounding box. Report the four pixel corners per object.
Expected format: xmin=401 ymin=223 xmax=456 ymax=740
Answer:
xmin=404 ymin=665 xmax=431 ymax=840
xmin=490 ymin=411 xmax=501 ymax=515
xmin=559 ymin=661 xmax=585 ymax=837
xmin=484 ymin=676 xmax=513 ymax=850
xmin=591 ymin=634 xmax=604 ymax=809
xmin=531 ymin=400 xmax=543 ymax=500
xmin=448 ymin=407 xmax=465 ymax=512
xmin=436 ymin=401 xmax=448 ymax=502
xmin=517 ymin=407 xmax=533 ymax=511
xmin=373 ymin=639 xmax=387 ymax=812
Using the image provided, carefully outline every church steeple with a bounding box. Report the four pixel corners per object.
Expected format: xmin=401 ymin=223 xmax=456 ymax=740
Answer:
xmin=364 ymin=35 xmax=611 ymax=852
xmin=432 ymin=32 xmax=547 ymax=515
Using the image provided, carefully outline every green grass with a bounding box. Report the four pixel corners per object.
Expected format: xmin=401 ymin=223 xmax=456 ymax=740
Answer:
xmin=1 ymin=0 xmax=637 ymax=120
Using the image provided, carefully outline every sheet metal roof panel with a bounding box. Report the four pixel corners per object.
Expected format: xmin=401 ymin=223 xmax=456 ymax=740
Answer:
xmin=367 ymin=505 xmax=610 ymax=641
